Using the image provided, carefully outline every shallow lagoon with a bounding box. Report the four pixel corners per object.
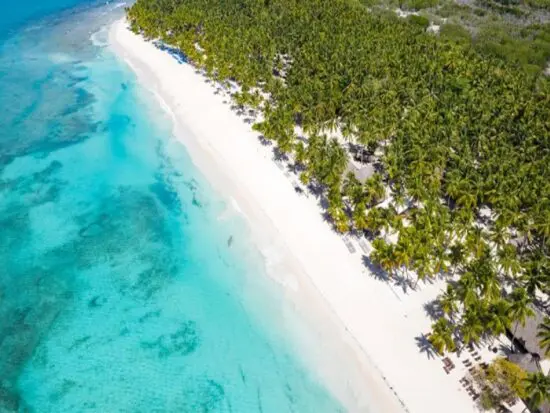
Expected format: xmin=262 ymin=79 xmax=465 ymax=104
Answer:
xmin=0 ymin=3 xmax=343 ymax=412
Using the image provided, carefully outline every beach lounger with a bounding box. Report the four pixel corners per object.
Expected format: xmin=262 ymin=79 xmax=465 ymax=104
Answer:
xmin=358 ymin=239 xmax=370 ymax=254
xmin=342 ymin=237 xmax=356 ymax=253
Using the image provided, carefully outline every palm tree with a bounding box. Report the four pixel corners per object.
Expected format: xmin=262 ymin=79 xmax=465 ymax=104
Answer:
xmin=465 ymin=226 xmax=488 ymax=259
xmin=460 ymin=310 xmax=484 ymax=346
xmin=448 ymin=242 xmax=466 ymax=269
xmin=364 ymin=173 xmax=386 ymax=206
xmin=343 ymin=172 xmax=362 ymax=205
xmin=537 ymin=317 xmax=550 ymax=358
xmin=489 ymin=224 xmax=509 ymax=249
xmin=524 ymin=372 xmax=550 ymax=410
xmin=439 ymin=285 xmax=459 ymax=320
xmin=293 ymin=141 xmax=307 ymax=168
xmin=352 ymin=201 xmax=368 ymax=231
xmin=497 ymin=243 xmax=521 ymax=278
xmin=394 ymin=238 xmax=412 ymax=269
xmin=456 ymin=272 xmax=479 ymax=309
xmin=371 ymin=239 xmax=398 ymax=277
xmin=534 ymin=209 xmax=550 ymax=246
xmin=429 ymin=318 xmax=456 ymax=354
xmin=522 ymin=259 xmax=548 ymax=297
xmin=486 ymin=300 xmax=512 ymax=337
xmin=365 ymin=207 xmax=385 ymax=234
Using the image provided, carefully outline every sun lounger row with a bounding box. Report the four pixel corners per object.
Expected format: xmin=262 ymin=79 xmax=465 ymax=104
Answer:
xmin=443 ymin=357 xmax=455 ymax=373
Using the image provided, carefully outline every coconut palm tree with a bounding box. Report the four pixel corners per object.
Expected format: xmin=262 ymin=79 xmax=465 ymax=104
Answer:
xmin=537 ymin=317 xmax=550 ymax=358
xmin=524 ymin=372 xmax=550 ymax=410
xmin=364 ymin=173 xmax=386 ymax=206
xmin=456 ymin=272 xmax=479 ymax=309
xmin=448 ymin=242 xmax=466 ymax=269
xmin=439 ymin=285 xmax=459 ymax=320
xmin=429 ymin=318 xmax=456 ymax=354
xmin=352 ymin=201 xmax=368 ymax=231
xmin=371 ymin=239 xmax=397 ymax=277
xmin=497 ymin=243 xmax=521 ymax=278
xmin=460 ymin=310 xmax=484 ymax=346
xmin=486 ymin=300 xmax=512 ymax=337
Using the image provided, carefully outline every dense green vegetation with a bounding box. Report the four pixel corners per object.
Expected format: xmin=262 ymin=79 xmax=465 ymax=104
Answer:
xmin=127 ymin=0 xmax=550 ymax=406
xmin=475 ymin=357 xmax=550 ymax=410
xmin=472 ymin=23 xmax=550 ymax=75
xmin=474 ymin=358 xmax=527 ymax=410
xmin=373 ymin=0 xmax=550 ymax=75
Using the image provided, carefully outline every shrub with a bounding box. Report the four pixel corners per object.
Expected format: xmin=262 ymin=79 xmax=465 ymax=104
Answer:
xmin=440 ymin=23 xmax=472 ymax=44
xmin=400 ymin=0 xmax=439 ymax=10
xmin=408 ymin=14 xmax=431 ymax=29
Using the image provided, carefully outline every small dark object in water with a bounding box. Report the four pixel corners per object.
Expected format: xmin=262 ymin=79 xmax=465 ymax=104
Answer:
xmin=88 ymin=295 xmax=104 ymax=308
xmin=227 ymin=236 xmax=233 ymax=247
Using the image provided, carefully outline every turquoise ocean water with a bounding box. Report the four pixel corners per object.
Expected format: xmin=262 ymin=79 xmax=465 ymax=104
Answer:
xmin=0 ymin=2 xmax=345 ymax=412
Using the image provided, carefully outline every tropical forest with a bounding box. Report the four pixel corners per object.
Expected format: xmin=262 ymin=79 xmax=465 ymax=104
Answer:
xmin=126 ymin=0 xmax=550 ymax=409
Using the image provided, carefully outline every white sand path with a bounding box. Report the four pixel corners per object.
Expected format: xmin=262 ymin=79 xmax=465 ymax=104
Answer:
xmin=109 ymin=19 xmax=478 ymax=413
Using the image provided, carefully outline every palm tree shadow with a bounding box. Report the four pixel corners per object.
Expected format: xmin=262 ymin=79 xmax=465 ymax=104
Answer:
xmin=361 ymin=255 xmax=389 ymax=282
xmin=307 ymin=182 xmax=325 ymax=199
xmin=257 ymin=135 xmax=272 ymax=146
xmin=393 ymin=273 xmax=414 ymax=294
xmin=153 ymin=42 xmax=188 ymax=64
xmin=424 ymin=299 xmax=444 ymax=321
xmin=416 ymin=333 xmax=437 ymax=359
xmin=497 ymin=342 xmax=513 ymax=357
xmin=273 ymin=147 xmax=288 ymax=162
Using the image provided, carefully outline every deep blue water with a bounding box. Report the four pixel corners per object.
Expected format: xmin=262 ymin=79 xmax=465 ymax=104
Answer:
xmin=0 ymin=2 xmax=344 ymax=412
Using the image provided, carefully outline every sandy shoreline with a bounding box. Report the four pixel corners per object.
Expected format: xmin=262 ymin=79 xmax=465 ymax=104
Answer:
xmin=109 ymin=18 xmax=477 ymax=413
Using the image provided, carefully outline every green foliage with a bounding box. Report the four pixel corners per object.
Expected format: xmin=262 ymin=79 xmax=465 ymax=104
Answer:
xmin=473 ymin=7 xmax=487 ymax=16
xmin=436 ymin=2 xmax=474 ymax=18
xmin=474 ymin=358 xmax=527 ymax=410
xmin=524 ymin=372 xmax=550 ymax=410
xmin=407 ymin=14 xmax=430 ymax=29
xmin=439 ymin=23 xmax=472 ymax=45
xmin=429 ymin=318 xmax=456 ymax=354
xmin=475 ymin=24 xmax=550 ymax=73
xmin=475 ymin=0 xmax=526 ymax=16
xmin=524 ymin=0 xmax=550 ymax=8
xmin=400 ymin=0 xmax=439 ymax=10
xmin=537 ymin=317 xmax=550 ymax=358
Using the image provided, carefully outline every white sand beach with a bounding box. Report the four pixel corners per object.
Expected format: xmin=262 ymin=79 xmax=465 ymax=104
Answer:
xmin=109 ymin=19 xmax=479 ymax=413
